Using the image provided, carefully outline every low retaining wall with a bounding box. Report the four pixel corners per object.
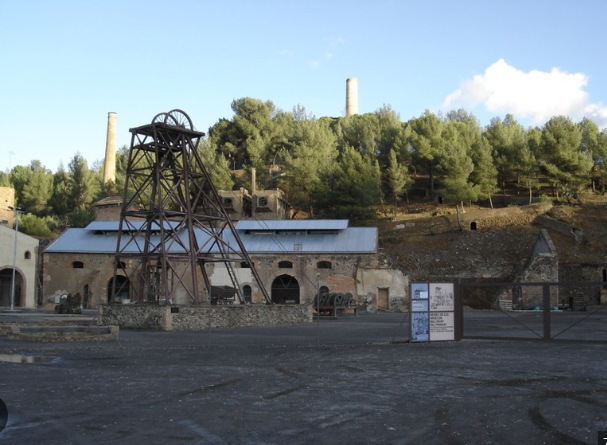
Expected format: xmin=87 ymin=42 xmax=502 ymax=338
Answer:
xmin=99 ymin=304 xmax=313 ymax=331
xmin=8 ymin=325 xmax=119 ymax=342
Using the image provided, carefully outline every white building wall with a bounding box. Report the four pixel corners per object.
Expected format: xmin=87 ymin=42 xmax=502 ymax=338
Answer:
xmin=0 ymin=224 xmax=38 ymax=308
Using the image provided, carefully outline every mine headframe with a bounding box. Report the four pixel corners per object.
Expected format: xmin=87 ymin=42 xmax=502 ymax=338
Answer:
xmin=110 ymin=109 xmax=271 ymax=305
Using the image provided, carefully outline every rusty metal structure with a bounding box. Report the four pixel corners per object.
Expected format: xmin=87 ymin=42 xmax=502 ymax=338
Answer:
xmin=111 ymin=109 xmax=271 ymax=305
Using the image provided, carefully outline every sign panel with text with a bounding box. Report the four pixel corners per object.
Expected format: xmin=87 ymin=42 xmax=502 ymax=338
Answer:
xmin=410 ymin=282 xmax=456 ymax=342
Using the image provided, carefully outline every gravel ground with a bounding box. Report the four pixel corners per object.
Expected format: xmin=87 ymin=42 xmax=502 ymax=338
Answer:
xmin=0 ymin=313 xmax=605 ymax=445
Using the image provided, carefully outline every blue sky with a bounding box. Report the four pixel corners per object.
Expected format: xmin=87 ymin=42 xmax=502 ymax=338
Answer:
xmin=1 ymin=0 xmax=606 ymax=172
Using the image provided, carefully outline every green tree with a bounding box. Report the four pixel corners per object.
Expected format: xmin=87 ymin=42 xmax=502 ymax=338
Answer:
xmin=375 ymin=105 xmax=410 ymax=169
xmin=337 ymin=113 xmax=380 ymax=160
xmin=0 ymin=172 xmax=9 ymax=187
xmin=386 ymin=148 xmax=413 ymax=206
xmin=10 ymin=161 xmax=53 ymax=215
xmin=437 ymin=122 xmax=479 ymax=229
xmin=197 ymin=138 xmax=234 ymax=192
xmin=18 ymin=213 xmax=58 ymax=237
xmin=313 ymin=145 xmax=381 ymax=221
xmin=409 ymin=110 xmax=444 ymax=197
xmin=279 ymin=114 xmax=338 ymax=215
xmin=208 ymin=97 xmax=292 ymax=189
xmin=469 ymin=137 xmax=498 ymax=208
xmin=49 ymin=163 xmax=72 ymax=216
xmin=578 ymin=117 xmax=607 ymax=192
xmin=484 ymin=114 xmax=528 ymax=199
xmin=68 ymin=153 xmax=98 ymax=211
xmin=519 ymin=129 xmax=541 ymax=204
xmin=540 ymin=116 xmax=590 ymax=202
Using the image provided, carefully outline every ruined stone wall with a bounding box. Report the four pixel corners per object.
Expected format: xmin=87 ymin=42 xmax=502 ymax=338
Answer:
xmin=100 ymin=304 xmax=312 ymax=330
xmin=558 ymin=263 xmax=605 ymax=305
xmin=357 ymin=268 xmax=409 ymax=312
xmin=387 ymin=204 xmax=550 ymax=236
xmin=0 ymin=187 xmax=15 ymax=227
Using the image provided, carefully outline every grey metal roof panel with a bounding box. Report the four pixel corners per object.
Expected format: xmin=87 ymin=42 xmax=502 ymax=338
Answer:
xmin=85 ymin=220 xmax=180 ymax=232
xmin=235 ymin=220 xmax=349 ymax=231
xmin=224 ymin=227 xmax=377 ymax=253
xmin=46 ymin=224 xmax=377 ymax=255
xmin=45 ymin=228 xmax=214 ymax=254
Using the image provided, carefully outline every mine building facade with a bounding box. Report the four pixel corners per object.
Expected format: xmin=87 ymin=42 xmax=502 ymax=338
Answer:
xmin=42 ymin=219 xmax=407 ymax=311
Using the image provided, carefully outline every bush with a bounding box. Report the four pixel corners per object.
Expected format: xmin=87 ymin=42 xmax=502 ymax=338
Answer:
xmin=17 ymin=214 xmax=59 ymax=238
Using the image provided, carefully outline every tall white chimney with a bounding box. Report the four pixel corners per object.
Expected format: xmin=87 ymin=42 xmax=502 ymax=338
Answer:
xmin=103 ymin=112 xmax=117 ymax=189
xmin=346 ymin=78 xmax=358 ymax=116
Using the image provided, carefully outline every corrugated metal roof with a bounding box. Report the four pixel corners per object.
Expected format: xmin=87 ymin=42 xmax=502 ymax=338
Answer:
xmin=236 ymin=220 xmax=349 ymax=231
xmin=45 ymin=220 xmax=377 ymax=254
xmin=86 ymin=220 xmax=180 ymax=232
xmin=45 ymin=228 xmax=196 ymax=254
xmin=225 ymin=226 xmax=376 ymax=253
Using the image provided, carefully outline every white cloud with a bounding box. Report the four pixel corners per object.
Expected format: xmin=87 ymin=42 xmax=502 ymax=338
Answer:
xmin=443 ymin=59 xmax=607 ymax=127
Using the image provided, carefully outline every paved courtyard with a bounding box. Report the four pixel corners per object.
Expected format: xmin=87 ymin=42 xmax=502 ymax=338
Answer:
xmin=0 ymin=312 xmax=605 ymax=444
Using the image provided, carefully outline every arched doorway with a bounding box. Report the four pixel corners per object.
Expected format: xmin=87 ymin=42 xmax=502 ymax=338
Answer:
xmin=0 ymin=268 xmax=23 ymax=307
xmin=107 ymin=275 xmax=130 ymax=303
xmin=271 ymin=274 xmax=300 ymax=304
xmin=83 ymin=284 xmax=91 ymax=309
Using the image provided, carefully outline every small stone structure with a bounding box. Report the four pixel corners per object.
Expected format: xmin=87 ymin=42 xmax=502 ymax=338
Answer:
xmin=99 ymin=304 xmax=313 ymax=331
xmin=497 ymin=229 xmax=559 ymax=310
xmin=218 ymin=188 xmax=289 ymax=221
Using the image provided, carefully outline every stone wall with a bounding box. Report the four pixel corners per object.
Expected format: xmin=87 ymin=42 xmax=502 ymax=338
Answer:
xmin=99 ymin=304 xmax=313 ymax=331
xmin=387 ymin=204 xmax=550 ymax=235
xmin=0 ymin=187 xmax=15 ymax=227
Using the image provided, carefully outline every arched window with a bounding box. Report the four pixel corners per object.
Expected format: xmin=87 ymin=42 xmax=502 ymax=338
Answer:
xmin=72 ymin=261 xmax=84 ymax=269
xmin=470 ymin=222 xmax=477 ymax=230
xmin=24 ymin=251 xmax=31 ymax=260
xmin=108 ymin=275 xmax=130 ymax=303
xmin=278 ymin=260 xmax=293 ymax=269
xmin=271 ymin=274 xmax=300 ymax=304
xmin=243 ymin=285 xmax=252 ymax=303
xmin=317 ymin=261 xmax=332 ymax=269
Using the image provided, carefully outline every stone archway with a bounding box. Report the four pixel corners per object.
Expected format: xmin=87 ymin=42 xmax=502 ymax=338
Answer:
xmin=0 ymin=268 xmax=23 ymax=307
xmin=271 ymin=274 xmax=300 ymax=304
xmin=107 ymin=275 xmax=130 ymax=303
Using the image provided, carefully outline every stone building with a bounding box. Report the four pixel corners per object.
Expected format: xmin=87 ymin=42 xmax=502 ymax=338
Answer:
xmin=0 ymin=186 xmax=15 ymax=227
xmin=218 ymin=188 xmax=289 ymax=221
xmin=42 ymin=219 xmax=407 ymax=311
xmin=0 ymin=223 xmax=39 ymax=308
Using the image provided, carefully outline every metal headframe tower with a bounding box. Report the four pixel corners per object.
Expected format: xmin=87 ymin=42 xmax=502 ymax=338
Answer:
xmin=111 ymin=109 xmax=271 ymax=305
